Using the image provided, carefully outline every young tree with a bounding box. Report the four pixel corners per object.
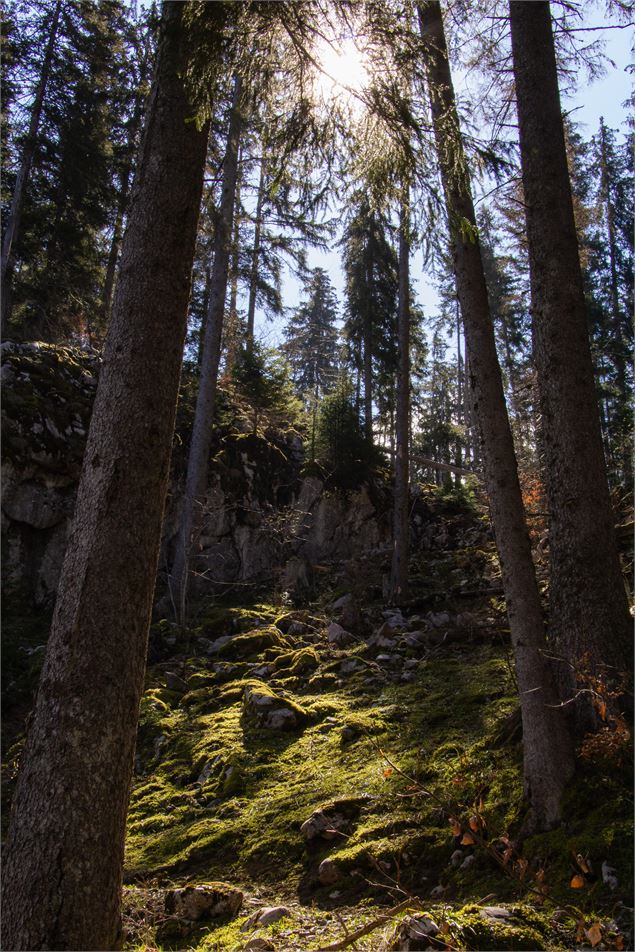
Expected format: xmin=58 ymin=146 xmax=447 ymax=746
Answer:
xmin=390 ymin=183 xmax=411 ymax=604
xmin=417 ymin=0 xmax=573 ymax=828
xmin=341 ymin=195 xmax=399 ymax=442
xmin=509 ymin=1 xmax=632 ymax=733
xmin=0 ymin=0 xmax=62 ymax=337
xmin=169 ymin=75 xmax=243 ymax=620
xmin=1 ymin=4 xmax=212 ymax=946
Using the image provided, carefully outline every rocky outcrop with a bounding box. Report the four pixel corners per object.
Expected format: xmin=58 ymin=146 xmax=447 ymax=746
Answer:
xmin=1 ymin=343 xmax=408 ymax=606
xmin=1 ymin=342 xmax=97 ymax=605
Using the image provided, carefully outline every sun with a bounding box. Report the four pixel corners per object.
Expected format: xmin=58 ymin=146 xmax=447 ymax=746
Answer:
xmin=312 ymin=36 xmax=369 ymax=114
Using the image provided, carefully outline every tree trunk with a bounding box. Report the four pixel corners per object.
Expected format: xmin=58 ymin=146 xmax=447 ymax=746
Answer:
xmin=418 ymin=0 xmax=573 ymax=829
xmin=363 ymin=253 xmax=374 ymax=442
xmin=390 ymin=187 xmax=411 ymax=605
xmin=101 ymin=90 xmax=147 ymax=330
xmin=170 ymin=76 xmax=243 ymax=620
xmin=223 ymin=149 xmax=242 ymax=376
xmin=0 ymin=4 xmax=209 ymax=948
xmin=246 ymin=150 xmax=266 ymax=351
xmin=1 ymin=0 xmax=62 ymax=338
xmin=599 ymin=118 xmax=632 ymax=486
xmin=509 ymin=1 xmax=632 ymax=734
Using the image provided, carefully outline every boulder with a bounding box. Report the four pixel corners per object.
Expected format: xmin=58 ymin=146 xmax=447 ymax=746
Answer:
xmin=164 ymin=882 xmax=243 ymax=921
xmin=318 ymin=858 xmax=340 ymax=885
xmin=326 ymin=622 xmax=355 ymax=647
xmin=242 ymin=682 xmax=306 ymax=731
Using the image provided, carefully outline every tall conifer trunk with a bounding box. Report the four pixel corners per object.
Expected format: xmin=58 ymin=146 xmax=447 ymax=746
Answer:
xmin=1 ymin=4 xmax=210 ymax=947
xmin=418 ymin=0 xmax=573 ymax=828
xmin=509 ymin=2 xmax=632 ymax=734
xmin=390 ymin=186 xmax=411 ymax=604
xmin=246 ymin=150 xmax=266 ymax=351
xmin=170 ymin=76 xmax=243 ymax=619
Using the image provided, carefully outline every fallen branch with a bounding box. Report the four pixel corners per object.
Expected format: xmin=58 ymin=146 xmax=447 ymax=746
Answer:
xmin=309 ymin=898 xmax=421 ymax=951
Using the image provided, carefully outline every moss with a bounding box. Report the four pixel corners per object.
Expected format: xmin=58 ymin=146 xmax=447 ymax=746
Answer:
xmin=216 ymin=627 xmax=290 ymax=661
xmin=271 ymin=646 xmax=320 ymax=678
xmin=448 ymin=902 xmax=563 ymax=951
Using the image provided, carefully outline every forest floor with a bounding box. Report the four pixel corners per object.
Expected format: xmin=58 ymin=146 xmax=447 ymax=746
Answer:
xmin=2 ymin=489 xmax=633 ymax=951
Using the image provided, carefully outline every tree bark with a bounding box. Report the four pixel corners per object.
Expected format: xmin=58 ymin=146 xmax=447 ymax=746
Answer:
xmin=390 ymin=187 xmax=411 ymax=604
xmin=170 ymin=75 xmax=243 ymax=620
xmin=363 ymin=251 xmax=374 ymax=443
xmin=1 ymin=4 xmax=210 ymax=949
xmin=246 ymin=150 xmax=265 ymax=351
xmin=1 ymin=0 xmax=62 ymax=338
xmin=509 ymin=2 xmax=632 ymax=734
xmin=418 ymin=0 xmax=573 ymax=829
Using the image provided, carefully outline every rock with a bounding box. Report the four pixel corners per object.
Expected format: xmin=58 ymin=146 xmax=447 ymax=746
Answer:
xmin=429 ymin=884 xmax=445 ymax=899
xmin=602 ymin=860 xmax=618 ymax=890
xmin=340 ymin=725 xmax=358 ymax=743
xmin=382 ymin=609 xmax=404 ymax=627
xmin=340 ymin=600 xmax=364 ymax=632
xmin=339 ymin=658 xmax=360 ymax=675
xmin=450 ymin=849 xmax=463 ymax=867
xmin=427 ymin=611 xmax=451 ymax=628
xmin=242 ymin=905 xmax=292 ymax=930
xmin=332 ymin=593 xmax=352 ymax=610
xmin=264 ymin=708 xmax=297 ymax=730
xmin=243 ymin=939 xmax=276 ymax=951
xmin=318 ymin=858 xmax=340 ymax=885
xmin=165 ymin=671 xmax=188 ymax=693
xmin=460 ymin=854 xmax=476 ymax=870
xmin=375 ymin=621 xmax=398 ymax=640
xmin=481 ymin=906 xmax=512 ymax=921
xmin=300 ymin=808 xmax=346 ymax=842
xmin=390 ymin=914 xmax=439 ymax=950
xmin=327 ymin=622 xmax=355 ymax=647
xmin=164 ymin=882 xmax=243 ymax=921
xmin=368 ymin=633 xmax=395 ymax=650
xmin=242 ymin=682 xmax=305 ymax=731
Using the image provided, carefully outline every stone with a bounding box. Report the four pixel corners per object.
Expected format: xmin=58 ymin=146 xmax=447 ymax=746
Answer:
xmin=263 ymin=708 xmax=297 ymax=730
xmin=164 ymin=883 xmax=243 ymax=921
xmin=602 ymin=860 xmax=618 ymax=890
xmin=375 ymin=621 xmax=398 ymax=640
xmin=481 ymin=906 xmax=512 ymax=921
xmin=243 ymin=939 xmax=275 ymax=951
xmin=450 ymin=849 xmax=464 ymax=867
xmin=300 ymin=809 xmax=346 ymax=842
xmin=460 ymin=854 xmax=476 ymax=870
xmin=339 ymin=659 xmax=360 ymax=675
xmin=332 ymin=593 xmax=352 ymax=610
xmin=241 ymin=905 xmax=292 ymax=930
xmin=390 ymin=914 xmax=439 ymax=950
xmin=165 ymin=671 xmax=188 ymax=693
xmin=427 ymin=611 xmax=451 ymax=628
xmin=318 ymin=858 xmax=340 ymax=885
xmin=326 ymin=622 xmax=355 ymax=647
xmin=429 ymin=884 xmax=445 ymax=899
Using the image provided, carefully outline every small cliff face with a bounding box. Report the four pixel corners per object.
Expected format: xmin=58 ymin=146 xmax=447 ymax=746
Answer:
xmin=1 ymin=342 xmax=98 ymax=604
xmin=1 ymin=344 xmax=398 ymax=607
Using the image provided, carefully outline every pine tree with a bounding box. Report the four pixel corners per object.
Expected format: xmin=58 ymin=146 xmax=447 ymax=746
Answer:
xmin=1 ymin=4 xmax=211 ymax=945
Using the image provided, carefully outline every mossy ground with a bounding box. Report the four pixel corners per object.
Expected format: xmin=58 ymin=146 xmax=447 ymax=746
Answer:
xmin=122 ymin=577 xmax=633 ymax=951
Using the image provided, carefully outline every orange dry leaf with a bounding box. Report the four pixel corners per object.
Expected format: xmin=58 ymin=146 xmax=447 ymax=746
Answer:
xmin=570 ymin=874 xmax=586 ymax=889
xmin=382 ymin=768 xmax=393 ymax=778
xmin=535 ymin=868 xmax=546 ymax=883
xmin=615 ymin=934 xmax=625 ymax=950
xmin=502 ymin=847 xmax=513 ymax=865
xmin=515 ymin=857 xmax=528 ymax=879
xmin=576 ymin=853 xmax=591 ymax=874
xmin=449 ymin=818 xmax=461 ymax=836
xmin=460 ymin=832 xmax=475 ymax=846
xmin=575 ymin=920 xmax=586 ymax=943
xmin=585 ymin=923 xmax=602 ymax=947
xmin=598 ymin=700 xmax=607 ymax=720
xmin=469 ymin=815 xmax=479 ymax=832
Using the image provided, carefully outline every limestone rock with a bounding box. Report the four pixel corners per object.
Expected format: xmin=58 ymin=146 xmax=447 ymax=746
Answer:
xmin=242 ymin=906 xmax=291 ymax=930
xmin=242 ymin=682 xmax=305 ymax=731
xmin=326 ymin=622 xmax=355 ymax=647
xmin=390 ymin=914 xmax=439 ymax=950
xmin=164 ymin=882 xmax=243 ymax=921
xmin=318 ymin=858 xmax=340 ymax=885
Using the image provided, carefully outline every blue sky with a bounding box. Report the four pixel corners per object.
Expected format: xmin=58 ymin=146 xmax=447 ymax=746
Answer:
xmin=255 ymin=15 xmax=633 ymax=347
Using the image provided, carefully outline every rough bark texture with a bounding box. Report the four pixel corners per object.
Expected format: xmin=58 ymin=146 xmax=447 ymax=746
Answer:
xmin=1 ymin=5 xmax=209 ymax=948
xmin=418 ymin=0 xmax=573 ymax=828
xmin=390 ymin=190 xmax=410 ymax=604
xmin=363 ymin=252 xmax=374 ymax=443
xmin=509 ymin=2 xmax=632 ymax=733
xmin=1 ymin=0 xmax=62 ymax=337
xmin=170 ymin=76 xmax=243 ymax=618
